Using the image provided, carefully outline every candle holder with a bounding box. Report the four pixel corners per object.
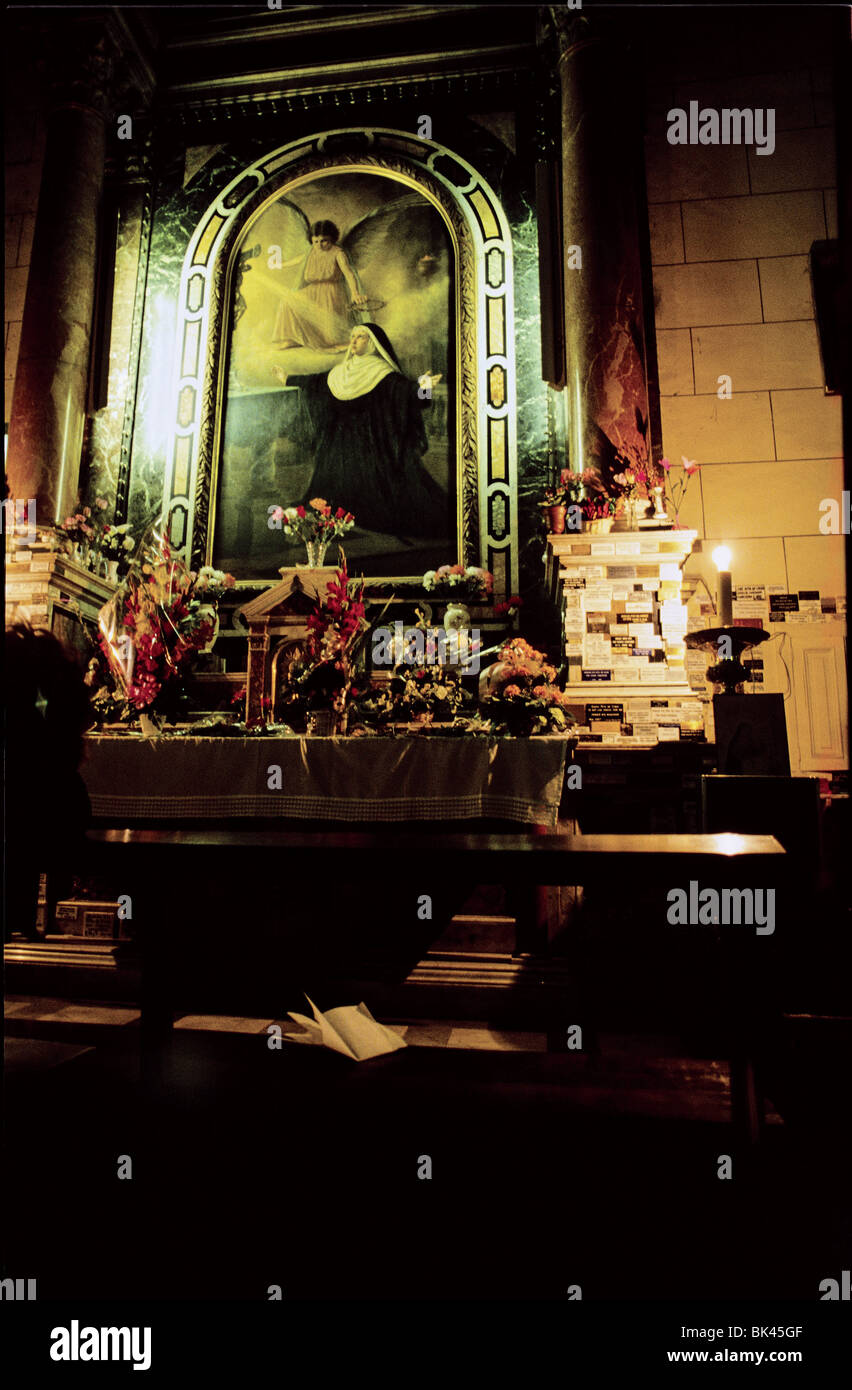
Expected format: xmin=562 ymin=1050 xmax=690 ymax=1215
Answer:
xmin=684 ymin=626 xmax=769 ymax=694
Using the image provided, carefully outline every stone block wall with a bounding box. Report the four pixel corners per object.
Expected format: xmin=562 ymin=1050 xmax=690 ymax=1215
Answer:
xmin=642 ymin=20 xmax=843 ymax=604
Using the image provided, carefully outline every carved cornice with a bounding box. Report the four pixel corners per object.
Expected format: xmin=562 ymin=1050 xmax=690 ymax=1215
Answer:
xmin=41 ymin=20 xmax=116 ymax=118
xmin=161 ymin=62 xmax=532 ymax=132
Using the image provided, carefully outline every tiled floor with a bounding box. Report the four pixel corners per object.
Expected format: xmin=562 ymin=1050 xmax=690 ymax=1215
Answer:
xmin=4 ymin=992 xmax=760 ymax=1127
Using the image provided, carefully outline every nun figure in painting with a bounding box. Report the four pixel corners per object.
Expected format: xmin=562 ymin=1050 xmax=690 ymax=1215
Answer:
xmin=274 ymin=323 xmax=447 ymax=538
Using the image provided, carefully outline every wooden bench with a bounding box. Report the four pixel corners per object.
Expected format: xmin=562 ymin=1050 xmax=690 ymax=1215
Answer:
xmin=84 ymin=827 xmax=787 ymax=1142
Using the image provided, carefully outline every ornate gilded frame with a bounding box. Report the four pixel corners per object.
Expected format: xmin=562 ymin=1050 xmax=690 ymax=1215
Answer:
xmin=162 ymin=128 xmax=518 ymax=599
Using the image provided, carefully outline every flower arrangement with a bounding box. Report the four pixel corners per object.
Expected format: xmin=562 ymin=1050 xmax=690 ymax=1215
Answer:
xmin=270 ymin=497 xmax=355 ymax=545
xmin=98 ymin=522 xmax=136 ymax=568
xmin=479 ymin=638 xmax=574 ymax=734
xmin=388 ymin=664 xmax=472 ymax=722
xmin=611 ymin=461 xmax=648 ymax=502
xmin=422 ymin=564 xmax=494 ymax=601
xmin=98 ymin=522 xmax=220 ymax=714
xmin=493 ymin=594 xmax=523 ymax=619
xmin=539 ymin=468 xmax=599 ymax=509
xmin=492 ymin=680 xmax=576 ymax=734
xmin=489 ymin=636 xmax=559 ymax=689
xmin=539 ymin=468 xmax=620 ymax=523
xmin=193 ymin=565 xmax=236 ymax=597
xmin=658 ymin=456 xmax=700 ymax=526
xmin=278 ymin=557 xmax=369 ymax=723
xmin=61 ymin=500 xmax=106 ymax=547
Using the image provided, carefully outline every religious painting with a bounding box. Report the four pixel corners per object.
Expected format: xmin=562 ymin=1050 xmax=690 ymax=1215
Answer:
xmin=211 ymin=169 xmax=456 ymax=580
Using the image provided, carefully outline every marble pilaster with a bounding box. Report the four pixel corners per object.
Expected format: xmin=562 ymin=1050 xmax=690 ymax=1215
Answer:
xmin=6 ymin=22 xmax=113 ymax=524
xmin=553 ymin=9 xmax=653 ymax=479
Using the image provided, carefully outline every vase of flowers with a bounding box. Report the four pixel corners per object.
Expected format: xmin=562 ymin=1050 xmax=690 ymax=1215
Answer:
xmin=270 ymin=497 xmax=355 ymax=567
xmin=423 ymin=564 xmax=494 ymax=605
xmin=191 ymin=566 xmax=235 ymax=652
xmin=282 ymin=554 xmax=368 ymax=733
xmin=549 ymin=503 xmax=567 ymax=534
xmin=98 ymin=521 xmax=136 ymax=581
xmin=305 ymin=537 xmax=330 ymax=568
xmin=658 ymin=456 xmax=700 ymax=529
xmin=443 ymin=601 xmax=472 ymax=632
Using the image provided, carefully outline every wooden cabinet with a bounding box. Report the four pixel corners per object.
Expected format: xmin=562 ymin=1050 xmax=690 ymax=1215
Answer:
xmin=761 ymin=624 xmax=847 ymax=773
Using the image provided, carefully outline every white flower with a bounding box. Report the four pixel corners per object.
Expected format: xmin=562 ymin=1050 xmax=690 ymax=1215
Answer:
xmin=422 ymin=570 xmax=437 ymax=590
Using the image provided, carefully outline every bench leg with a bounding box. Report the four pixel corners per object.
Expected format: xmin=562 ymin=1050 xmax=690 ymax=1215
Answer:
xmin=730 ymin=1055 xmax=764 ymax=1146
xmin=138 ymin=894 xmax=174 ymax=1072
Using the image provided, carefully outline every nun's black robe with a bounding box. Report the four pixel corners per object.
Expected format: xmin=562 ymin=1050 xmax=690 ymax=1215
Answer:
xmin=291 ymin=371 xmax=448 ymax=537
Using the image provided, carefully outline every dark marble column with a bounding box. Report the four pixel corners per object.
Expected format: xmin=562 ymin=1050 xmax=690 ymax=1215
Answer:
xmin=6 ymin=24 xmax=113 ymax=524
xmin=551 ymin=9 xmax=652 ymax=478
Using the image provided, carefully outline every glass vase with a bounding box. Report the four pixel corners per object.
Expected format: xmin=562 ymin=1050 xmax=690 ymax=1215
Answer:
xmin=304 ymin=538 xmax=330 ymax=568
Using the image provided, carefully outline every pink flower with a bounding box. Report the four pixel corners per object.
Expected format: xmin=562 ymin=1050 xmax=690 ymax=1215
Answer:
xmin=271 ymin=506 xmax=284 ymax=522
xmin=660 ymin=457 xmax=671 ymax=472
xmin=682 ymin=457 xmax=699 ymax=474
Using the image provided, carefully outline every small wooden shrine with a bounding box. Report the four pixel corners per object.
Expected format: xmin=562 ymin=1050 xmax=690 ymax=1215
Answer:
xmin=237 ymin=566 xmax=338 ymax=725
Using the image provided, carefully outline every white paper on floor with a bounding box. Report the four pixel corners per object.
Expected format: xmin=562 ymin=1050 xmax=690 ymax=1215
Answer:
xmin=286 ymin=996 xmax=407 ymax=1061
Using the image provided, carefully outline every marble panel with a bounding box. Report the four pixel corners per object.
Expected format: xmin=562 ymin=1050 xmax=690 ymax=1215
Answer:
xmin=691 ymin=321 xmax=824 ymax=393
xmin=671 ymin=70 xmax=816 ymax=133
xmin=784 ymin=535 xmax=846 ymax=596
xmin=701 ymin=459 xmax=844 ymax=537
xmin=660 ymin=391 xmax=775 ymax=463
xmin=771 ymin=389 xmax=842 ymax=460
xmin=5 ymin=266 xmax=28 ymax=320
xmin=824 ymin=189 xmax=838 ymax=239
xmin=653 ymin=260 xmax=762 ymax=329
xmin=648 ymin=203 xmax=684 ymax=265
xmin=645 ymin=134 xmax=749 ymax=203
xmin=656 ymin=329 xmax=694 ymax=396
xmin=82 ymin=193 xmax=145 ymax=510
xmin=5 ymin=215 xmax=22 ymax=268
xmin=758 ymin=256 xmax=814 ymax=322
xmin=682 ymin=191 xmax=826 ymax=261
xmin=747 ymin=127 xmax=837 ymax=195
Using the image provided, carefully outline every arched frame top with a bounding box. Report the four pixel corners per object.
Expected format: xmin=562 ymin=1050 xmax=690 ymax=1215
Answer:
xmin=161 ymin=128 xmax=518 ymax=599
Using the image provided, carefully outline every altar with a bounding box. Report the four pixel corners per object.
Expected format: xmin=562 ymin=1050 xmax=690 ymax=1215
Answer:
xmin=81 ymin=732 xmax=573 ymax=828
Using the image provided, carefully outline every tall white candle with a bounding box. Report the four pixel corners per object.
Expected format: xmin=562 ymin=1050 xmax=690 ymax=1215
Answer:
xmin=713 ymin=546 xmax=733 ymax=626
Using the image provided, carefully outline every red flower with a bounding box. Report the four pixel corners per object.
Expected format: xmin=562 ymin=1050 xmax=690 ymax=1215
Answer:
xmin=296 ymin=505 xmax=306 ymax=518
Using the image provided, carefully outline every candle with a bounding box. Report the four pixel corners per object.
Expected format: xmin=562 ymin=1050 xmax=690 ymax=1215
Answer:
xmin=713 ymin=545 xmax=733 ymax=626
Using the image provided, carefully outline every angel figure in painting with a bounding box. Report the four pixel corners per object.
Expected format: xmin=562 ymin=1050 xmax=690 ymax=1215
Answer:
xmin=272 ymin=220 xmax=369 ymax=352
xmin=273 ymin=323 xmax=446 ymax=538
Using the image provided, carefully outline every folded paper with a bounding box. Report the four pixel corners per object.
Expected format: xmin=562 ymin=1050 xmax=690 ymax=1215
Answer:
xmin=286 ymin=996 xmax=407 ymax=1061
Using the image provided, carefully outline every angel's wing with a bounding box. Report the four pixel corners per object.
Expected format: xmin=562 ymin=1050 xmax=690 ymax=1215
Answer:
xmin=267 ymin=196 xmax=312 ymax=274
xmin=342 ymin=194 xmax=440 ymax=275
xmin=341 ymin=197 xmax=451 ymax=376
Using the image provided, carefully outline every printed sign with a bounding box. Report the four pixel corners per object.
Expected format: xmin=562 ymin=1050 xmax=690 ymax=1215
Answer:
xmin=586 ymin=703 xmax=624 ymax=722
